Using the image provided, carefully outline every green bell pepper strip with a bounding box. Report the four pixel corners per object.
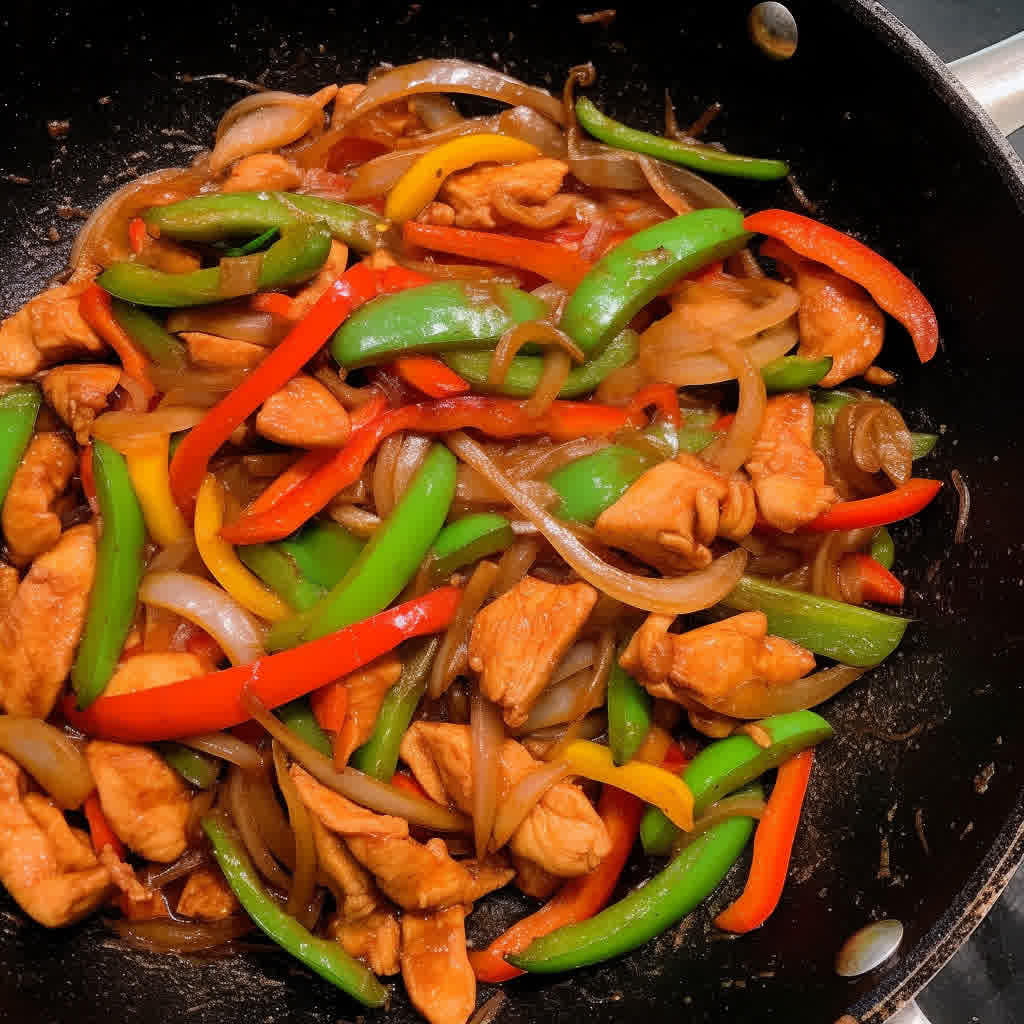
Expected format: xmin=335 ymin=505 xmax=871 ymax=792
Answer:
xmin=870 ymin=527 xmax=896 ymax=570
xmin=71 ymin=441 xmax=147 ymax=709
xmin=722 ymin=574 xmax=908 ymax=668
xmin=676 ymin=426 xmax=717 ymax=454
xmin=910 ymin=432 xmax=938 ymax=459
xmin=276 ymin=521 xmax=364 ymax=590
xmin=811 ymin=390 xmax=937 ymax=461
xmin=276 ymin=698 xmax=332 ymax=758
xmin=561 ymin=209 xmax=750 ymax=354
xmin=430 ymin=513 xmax=515 ymax=578
xmin=143 ymin=191 xmax=388 ymax=252
xmin=237 ymin=542 xmax=327 ymax=612
xmin=760 ymin=355 xmax=833 ymax=392
xmin=640 ymin=709 xmax=833 ymax=855
xmin=349 ymin=636 xmax=441 ymax=781
xmin=158 ymin=742 xmax=220 ymax=789
xmin=202 ymin=810 xmax=388 ymax=1007
xmin=439 ymin=329 xmax=638 ymax=398
xmin=607 ymin=665 xmax=652 ymax=765
xmin=331 ymin=281 xmax=549 ymax=368
xmin=223 ymin=227 xmax=279 ymax=257
xmin=509 ymin=813 xmax=756 ymax=973
xmin=575 ymin=97 xmax=789 ymax=181
xmin=548 ymin=444 xmax=656 ymax=525
xmin=97 ymin=225 xmax=332 ymax=307
xmin=0 ymin=384 xmax=42 ymax=509
xmin=109 ymin=300 xmax=188 ymax=370
xmin=267 ymin=443 xmax=457 ymax=651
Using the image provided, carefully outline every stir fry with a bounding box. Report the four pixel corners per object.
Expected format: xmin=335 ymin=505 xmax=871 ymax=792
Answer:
xmin=0 ymin=58 xmax=942 ymax=1024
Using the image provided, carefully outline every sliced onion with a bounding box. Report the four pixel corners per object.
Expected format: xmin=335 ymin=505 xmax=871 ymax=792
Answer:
xmin=167 ymin=306 xmax=288 ymax=347
xmin=272 ymin=741 xmax=318 ymax=923
xmin=151 ymin=366 xmax=250 ymax=409
xmin=344 ymin=147 xmax=429 ymax=201
xmin=491 ymin=537 xmax=541 ymax=596
xmin=636 ymin=155 xmax=692 ymax=215
xmin=242 ymin=687 xmax=470 ymax=832
xmin=522 ymin=712 xmax=607 ymax=760
xmin=489 ymin=321 xmax=584 ymax=391
xmin=227 ymin=765 xmax=292 ymax=890
xmin=410 ymin=94 xmax=465 ymax=130
xmin=468 ymin=992 xmax=507 ymax=1024
xmin=146 ymin=538 xmax=197 ymax=575
xmin=107 ymin=914 xmax=253 ymax=953
xmin=245 ymin=762 xmax=296 ymax=868
xmin=92 ymin=407 xmax=207 ymax=446
xmin=118 ymin=375 xmax=150 ymax=414
xmin=447 ymin=432 xmax=748 ymax=614
xmin=708 ymin=664 xmax=866 ymax=719
xmin=141 ymin=847 xmax=209 ymax=889
xmin=551 ymin=641 xmax=597 ymax=684
xmin=179 ymin=732 xmax=264 ymax=773
xmin=392 ymin=434 xmax=433 ymax=506
xmin=490 ymin=761 xmax=571 ymax=850
xmin=0 ymin=718 xmax=94 ymax=809
xmin=499 ymin=106 xmax=567 ymax=158
xmin=139 ymin=571 xmax=265 ymax=667
xmin=705 ymin=340 xmax=766 ymax=476
xmin=328 ymin=504 xmax=381 ymax=537
xmin=211 ymin=93 xmax=322 ymax=172
xmin=513 ymin=668 xmax=597 ymax=734
xmin=470 ymin=692 xmax=504 ymax=859
xmin=671 ymin=792 xmax=767 ymax=853
xmin=394 ymin=113 xmax=503 ymax=150
xmin=217 ymin=253 xmax=265 ymax=299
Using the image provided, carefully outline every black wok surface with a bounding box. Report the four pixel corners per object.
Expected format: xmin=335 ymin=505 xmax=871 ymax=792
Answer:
xmin=2 ymin=2 xmax=1023 ymax=1021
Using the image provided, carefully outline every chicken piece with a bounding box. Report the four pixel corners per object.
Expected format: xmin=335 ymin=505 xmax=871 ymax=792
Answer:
xmin=255 ymin=374 xmax=351 ymax=447
xmin=511 ymin=854 xmax=559 ymax=901
xmin=290 ymin=765 xmax=408 ymax=838
xmin=176 ymin=866 xmax=240 ymax=921
xmin=745 ymin=393 xmax=838 ymax=532
xmin=766 ymin=241 xmax=885 ymax=386
xmin=595 ymin=453 xmax=756 ymax=573
xmin=85 ymin=741 xmax=192 ymax=863
xmin=287 ymin=240 xmax=350 ymax=319
xmin=137 ymin=234 xmax=201 ymax=275
xmin=417 ymin=201 xmax=456 ymax=227
xmin=0 ymin=524 xmax=96 ymax=718
xmin=401 ymin=906 xmax=476 ymax=1024
xmin=2 ymin=432 xmax=77 ymax=564
xmin=462 ymin=854 xmax=515 ymax=902
xmin=311 ymin=817 xmax=382 ymax=922
xmin=468 ymin=576 xmax=597 ymax=727
xmin=41 ymin=364 xmax=121 ymax=444
xmin=0 ymin=282 xmax=104 ymax=379
xmin=0 ymin=565 xmax=17 ymax=614
xmin=329 ymin=908 xmax=401 ymax=976
xmin=182 ymin=331 xmax=267 ymax=370
xmin=440 ymin=158 xmax=571 ymax=230
xmin=400 ymin=723 xmax=611 ymax=877
xmin=103 ymin=652 xmax=206 ymax=697
xmin=98 ymin=847 xmax=156 ymax=905
xmin=341 ymin=654 xmax=403 ymax=752
xmin=222 ymin=153 xmax=302 ymax=193
xmin=620 ymin=611 xmax=815 ymax=709
xmin=0 ymin=754 xmax=111 ymax=927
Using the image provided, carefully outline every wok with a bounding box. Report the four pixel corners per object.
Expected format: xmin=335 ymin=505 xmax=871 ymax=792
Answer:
xmin=1 ymin=2 xmax=1023 ymax=1021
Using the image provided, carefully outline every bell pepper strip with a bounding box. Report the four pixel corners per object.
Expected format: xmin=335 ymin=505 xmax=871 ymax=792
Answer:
xmin=128 ymin=216 xmax=148 ymax=255
xmin=714 ymin=750 xmax=814 ymax=933
xmin=202 ymin=810 xmax=388 ymax=1007
xmin=560 ymin=740 xmax=694 ymax=831
xmin=277 ymin=698 xmax=333 ymax=758
xmin=237 ymin=543 xmax=327 ymax=613
xmin=607 ymin=665 xmax=653 ymax=766
xmin=143 ymin=191 xmax=389 ymax=253
xmin=310 ymin=682 xmax=350 ymax=735
xmin=870 ymin=526 xmax=896 ymax=570
xmin=350 ymin=636 xmax=440 ymax=781
xmin=804 ymin=478 xmax=942 ymax=532
xmin=98 ymin=225 xmax=332 ymax=308
xmin=80 ymin=445 xmax=99 ymax=513
xmin=640 ymin=710 xmax=833 ymax=856
xmin=110 ymin=300 xmax=188 ymax=370
xmin=402 ymin=220 xmax=594 ymax=290
xmin=158 ymin=742 xmax=221 ymax=789
xmin=661 ymin=740 xmax=692 ymax=775
xmin=509 ymin=814 xmax=755 ymax=973
xmin=390 ymin=771 xmax=431 ymax=800
xmin=222 ymin=396 xmax=644 ymax=546
xmin=223 ymin=227 xmax=280 ymax=257
xmin=625 ymin=383 xmax=681 ymax=428
xmin=252 ymin=291 xmax=295 ymax=318
xmin=470 ymin=784 xmax=644 ymax=982
xmin=78 ymin=284 xmax=156 ymax=405
xmin=575 ymin=97 xmax=789 ymax=181
xmin=385 ymin=134 xmax=540 ymax=222
xmin=744 ymin=210 xmax=939 ymax=362
xmin=194 ymin=475 xmax=289 ymax=622
xmin=278 ymin=520 xmax=364 ymax=590
xmin=168 ymin=261 xmax=426 ymax=519
xmin=0 ymin=384 xmax=41 ymax=509
xmin=62 ymin=586 xmax=460 ymax=742
xmin=441 ymin=328 xmax=637 ymax=399
xmin=429 ymin=513 xmax=515 ymax=580
xmin=71 ymin=440 xmax=147 ymax=709
xmin=548 ymin=444 xmax=655 ymax=525
xmin=247 ymin=451 xmax=336 ymax=519
xmin=331 ymin=280 xmax=548 ymax=368
xmin=760 ymin=355 xmax=833 ymax=392
xmin=83 ymin=792 xmax=126 ymax=858
xmin=266 ymin=444 xmax=456 ymax=650
xmin=677 ymin=426 xmax=717 ymax=454
xmin=842 ymin=553 xmax=905 ymax=606
xmin=560 ymin=210 xmax=750 ymax=354
xmin=124 ymin=434 xmax=189 ymax=548
xmin=391 ymin=355 xmax=470 ymax=397
xmin=722 ymin=575 xmax=908 ymax=668
xmin=911 ymin=432 xmax=938 ymax=459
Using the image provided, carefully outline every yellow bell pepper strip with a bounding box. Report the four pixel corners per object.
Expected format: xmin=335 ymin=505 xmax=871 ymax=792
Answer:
xmin=561 ymin=739 xmax=694 ymax=831
xmin=194 ymin=474 xmax=289 ymax=622
xmin=385 ymin=134 xmax=540 ymax=222
xmin=124 ymin=434 xmax=189 ymax=547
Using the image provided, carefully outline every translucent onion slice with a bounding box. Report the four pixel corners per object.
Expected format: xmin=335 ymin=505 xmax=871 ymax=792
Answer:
xmin=708 ymin=664 xmax=866 ymax=719
xmin=489 ymin=760 xmax=571 ymax=850
xmin=92 ymin=406 xmax=207 ymax=447
xmin=211 ymin=93 xmax=322 ymax=172
xmin=704 ymin=339 xmax=767 ymax=477
xmin=470 ymin=691 xmax=504 ymax=858
xmin=0 ymin=717 xmax=94 ymax=809
xmin=179 ymin=732 xmax=265 ymax=774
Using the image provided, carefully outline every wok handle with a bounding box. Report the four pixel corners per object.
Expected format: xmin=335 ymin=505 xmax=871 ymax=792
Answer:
xmin=948 ymin=30 xmax=1024 ymax=136
xmin=886 ymin=998 xmax=932 ymax=1024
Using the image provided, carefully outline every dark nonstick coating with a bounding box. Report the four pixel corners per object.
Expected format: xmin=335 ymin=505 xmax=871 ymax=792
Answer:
xmin=2 ymin=1 xmax=1023 ymax=1020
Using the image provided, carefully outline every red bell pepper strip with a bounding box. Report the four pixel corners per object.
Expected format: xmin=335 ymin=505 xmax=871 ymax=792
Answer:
xmin=62 ymin=586 xmax=461 ymax=743
xmin=247 ymin=449 xmax=336 ymax=518
xmin=660 ymin=740 xmax=692 ymax=775
xmin=391 ymin=356 xmax=470 ymax=398
xmin=80 ymin=445 xmax=99 ymax=514
xmin=310 ymin=681 xmax=349 ymax=733
xmin=714 ymin=749 xmax=814 ymax=933
xmin=79 ymin=283 xmax=156 ymax=406
xmin=83 ymin=792 xmax=126 ymax=859
xmin=842 ymin=553 xmax=905 ymax=606
xmin=469 ymin=785 xmax=644 ymax=982
xmin=180 ymin=621 xmax=226 ymax=668
xmin=403 ymin=221 xmax=594 ymax=290
xmin=391 ymin=771 xmax=431 ymax=801
xmin=626 ymin=383 xmax=681 ymax=428
xmin=743 ymin=210 xmax=939 ymax=363
xmin=805 ymin=478 xmax=942 ymax=532
xmin=222 ymin=395 xmax=645 ymax=545
xmin=169 ymin=263 xmax=432 ymax=519
xmin=251 ymin=292 xmax=295 ymax=318
xmin=128 ymin=217 xmax=148 ymax=255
